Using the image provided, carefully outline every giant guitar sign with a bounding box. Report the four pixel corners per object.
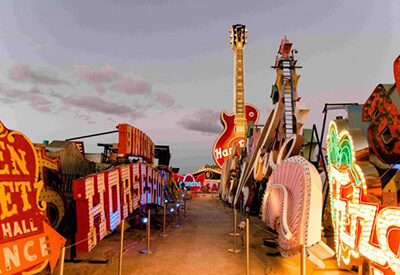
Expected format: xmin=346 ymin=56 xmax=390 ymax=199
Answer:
xmin=0 ymin=121 xmax=65 ymax=274
xmin=213 ymin=24 xmax=259 ymax=168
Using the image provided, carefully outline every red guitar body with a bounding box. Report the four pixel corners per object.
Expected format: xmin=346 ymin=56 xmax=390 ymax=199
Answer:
xmin=213 ymin=104 xmax=259 ymax=167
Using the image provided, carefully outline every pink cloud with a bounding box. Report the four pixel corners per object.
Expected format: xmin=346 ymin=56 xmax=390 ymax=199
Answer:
xmin=0 ymin=84 xmax=53 ymax=112
xmin=112 ymin=73 xmax=150 ymax=95
xmin=61 ymin=95 xmax=144 ymax=119
xmin=9 ymin=64 xmax=68 ymax=85
xmin=9 ymin=64 xmax=30 ymax=82
xmin=154 ymin=91 xmax=175 ymax=107
xmin=75 ymin=64 xmax=117 ymax=84
xmin=75 ymin=64 xmax=117 ymax=94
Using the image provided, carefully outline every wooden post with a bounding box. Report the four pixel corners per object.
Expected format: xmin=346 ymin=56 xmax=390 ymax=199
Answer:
xmin=118 ymin=219 xmax=125 ymax=275
xmin=58 ymin=246 xmax=66 ymax=275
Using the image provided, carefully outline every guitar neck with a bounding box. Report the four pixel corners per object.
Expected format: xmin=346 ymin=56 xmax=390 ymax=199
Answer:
xmin=234 ymin=48 xmax=246 ymax=127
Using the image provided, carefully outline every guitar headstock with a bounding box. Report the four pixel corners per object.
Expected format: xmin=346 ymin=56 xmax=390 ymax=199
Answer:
xmin=230 ymin=24 xmax=248 ymax=50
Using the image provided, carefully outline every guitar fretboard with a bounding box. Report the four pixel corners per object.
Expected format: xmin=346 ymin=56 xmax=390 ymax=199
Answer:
xmin=234 ymin=48 xmax=246 ymax=131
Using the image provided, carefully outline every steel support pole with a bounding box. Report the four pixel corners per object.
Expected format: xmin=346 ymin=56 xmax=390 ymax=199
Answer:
xmin=172 ymin=206 xmax=181 ymax=228
xmin=158 ymin=204 xmax=170 ymax=237
xmin=246 ymin=218 xmax=250 ymax=275
xmin=228 ymin=209 xmax=241 ymax=253
xmin=118 ymin=219 xmax=125 ymax=274
xmin=58 ymin=246 xmax=66 ymax=275
xmin=300 ymin=244 xmax=306 ymax=275
xmin=140 ymin=209 xmax=154 ymax=254
xmin=229 ymin=208 xmax=240 ymax=236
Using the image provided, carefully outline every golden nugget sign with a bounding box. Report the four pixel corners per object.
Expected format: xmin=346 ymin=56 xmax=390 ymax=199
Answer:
xmin=0 ymin=121 xmax=65 ymax=274
xmin=327 ymin=120 xmax=400 ymax=274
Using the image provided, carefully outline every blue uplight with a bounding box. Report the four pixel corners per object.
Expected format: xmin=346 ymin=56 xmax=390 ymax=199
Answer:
xmin=182 ymin=194 xmax=185 ymax=198
xmin=169 ymin=207 xmax=175 ymax=213
xmin=176 ymin=203 xmax=180 ymax=208
xmin=142 ymin=217 xmax=148 ymax=224
xmin=164 ymin=199 xmax=168 ymax=204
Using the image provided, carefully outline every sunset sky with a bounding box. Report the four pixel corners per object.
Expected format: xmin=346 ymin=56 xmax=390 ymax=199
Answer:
xmin=0 ymin=0 xmax=399 ymax=173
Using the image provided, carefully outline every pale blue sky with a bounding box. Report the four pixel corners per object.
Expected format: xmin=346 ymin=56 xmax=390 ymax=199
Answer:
xmin=0 ymin=0 xmax=399 ymax=172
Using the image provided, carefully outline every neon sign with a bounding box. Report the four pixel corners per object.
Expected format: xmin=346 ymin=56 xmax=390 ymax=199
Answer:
xmin=73 ymin=162 xmax=164 ymax=253
xmin=327 ymin=120 xmax=400 ymax=274
xmin=179 ymin=181 xmax=201 ymax=188
xmin=0 ymin=121 xmax=65 ymax=274
xmin=174 ymin=173 xmax=204 ymax=190
xmin=214 ymin=138 xmax=244 ymax=162
xmin=118 ymin=124 xmax=155 ymax=162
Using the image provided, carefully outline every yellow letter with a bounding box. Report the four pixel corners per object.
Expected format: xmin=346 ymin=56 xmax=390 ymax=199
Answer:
xmin=0 ymin=182 xmax=18 ymax=220
xmin=0 ymin=141 xmax=10 ymax=175
xmin=6 ymin=145 xmax=29 ymax=175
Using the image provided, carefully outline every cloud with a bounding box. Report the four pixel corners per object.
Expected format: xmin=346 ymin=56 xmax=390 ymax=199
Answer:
xmin=61 ymin=95 xmax=144 ymax=119
xmin=75 ymin=64 xmax=117 ymax=93
xmin=73 ymin=64 xmax=157 ymax=98
xmin=9 ymin=64 xmax=68 ymax=85
xmin=154 ymin=90 xmax=175 ymax=107
xmin=0 ymin=84 xmax=53 ymax=112
xmin=177 ymin=108 xmax=222 ymax=134
xmin=112 ymin=73 xmax=151 ymax=95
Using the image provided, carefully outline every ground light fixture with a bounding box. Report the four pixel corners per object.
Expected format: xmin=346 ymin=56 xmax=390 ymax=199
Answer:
xmin=172 ymin=204 xmax=181 ymax=228
xmin=164 ymin=199 xmax=168 ymax=204
xmin=169 ymin=207 xmax=175 ymax=213
xmin=140 ymin=209 xmax=154 ymax=254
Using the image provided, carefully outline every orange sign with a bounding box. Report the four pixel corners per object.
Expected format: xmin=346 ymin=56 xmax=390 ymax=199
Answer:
xmin=0 ymin=121 xmax=65 ymax=274
xmin=118 ymin=124 xmax=154 ymax=162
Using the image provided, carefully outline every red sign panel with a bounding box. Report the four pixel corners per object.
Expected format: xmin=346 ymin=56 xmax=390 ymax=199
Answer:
xmin=118 ymin=124 xmax=155 ymax=162
xmin=0 ymin=121 xmax=65 ymax=274
xmin=73 ymin=163 xmax=164 ymax=253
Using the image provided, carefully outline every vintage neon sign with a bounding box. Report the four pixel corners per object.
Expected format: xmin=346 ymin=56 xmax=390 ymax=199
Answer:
xmin=0 ymin=120 xmax=65 ymax=274
xmin=327 ymin=120 xmax=400 ymax=274
xmin=73 ymin=162 xmax=164 ymax=253
xmin=118 ymin=124 xmax=155 ymax=162
xmin=260 ymin=156 xmax=334 ymax=268
xmin=213 ymin=138 xmax=245 ymax=163
xmin=176 ymin=174 xmax=204 ymax=189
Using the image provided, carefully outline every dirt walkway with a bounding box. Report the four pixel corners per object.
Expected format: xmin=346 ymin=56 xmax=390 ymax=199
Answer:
xmin=94 ymin=194 xmax=266 ymax=275
xmin=93 ymin=194 xmax=351 ymax=275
